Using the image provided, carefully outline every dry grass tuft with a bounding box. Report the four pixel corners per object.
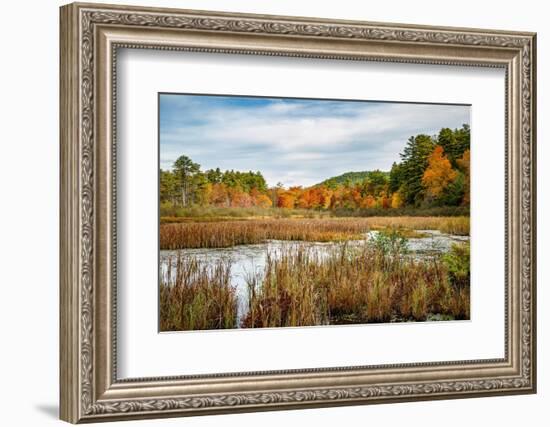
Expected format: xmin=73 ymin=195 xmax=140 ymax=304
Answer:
xmin=159 ymin=255 xmax=238 ymax=331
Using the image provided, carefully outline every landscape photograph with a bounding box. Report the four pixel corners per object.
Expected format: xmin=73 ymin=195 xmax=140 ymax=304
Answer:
xmin=158 ymin=93 xmax=471 ymax=332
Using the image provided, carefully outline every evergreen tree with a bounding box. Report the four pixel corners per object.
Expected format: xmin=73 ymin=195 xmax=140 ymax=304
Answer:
xmin=389 ymin=162 xmax=403 ymax=194
xmin=205 ymin=167 xmax=222 ymax=184
xmin=437 ymin=125 xmax=470 ymax=166
xmin=159 ymin=170 xmax=179 ymax=204
xmin=399 ymin=134 xmax=435 ymax=205
xmin=173 ymin=155 xmax=200 ymax=206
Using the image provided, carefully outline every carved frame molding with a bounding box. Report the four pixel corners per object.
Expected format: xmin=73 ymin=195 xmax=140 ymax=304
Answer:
xmin=60 ymin=2 xmax=536 ymax=423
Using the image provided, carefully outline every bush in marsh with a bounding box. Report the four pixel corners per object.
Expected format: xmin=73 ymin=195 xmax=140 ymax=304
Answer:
xmin=443 ymin=242 xmax=471 ymax=289
xmin=370 ymin=228 xmax=409 ymax=256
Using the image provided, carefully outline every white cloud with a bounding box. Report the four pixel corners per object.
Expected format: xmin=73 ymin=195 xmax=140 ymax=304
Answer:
xmin=160 ymin=97 xmax=470 ymax=187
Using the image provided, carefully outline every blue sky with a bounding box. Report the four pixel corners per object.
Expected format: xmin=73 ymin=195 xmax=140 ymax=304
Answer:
xmin=160 ymin=94 xmax=470 ymax=187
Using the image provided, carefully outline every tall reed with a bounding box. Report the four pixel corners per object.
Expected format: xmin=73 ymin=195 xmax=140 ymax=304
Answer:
xmin=366 ymin=216 xmax=470 ymax=235
xmin=160 ymin=217 xmax=470 ymax=250
xmin=159 ymin=254 xmax=238 ymax=331
xmin=437 ymin=217 xmax=470 ymax=235
xmin=160 ymin=218 xmax=370 ymax=249
xmin=241 ymin=242 xmax=469 ymax=328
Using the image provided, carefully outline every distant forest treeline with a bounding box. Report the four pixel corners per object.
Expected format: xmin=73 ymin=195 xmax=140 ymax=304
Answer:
xmin=318 ymin=171 xmax=389 ymax=188
xmin=160 ymin=125 xmax=470 ymax=211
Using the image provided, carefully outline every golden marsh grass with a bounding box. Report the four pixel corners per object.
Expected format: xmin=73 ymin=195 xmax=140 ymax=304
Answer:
xmin=160 ymin=216 xmax=470 ymax=249
xmin=158 ymin=240 xmax=470 ymax=331
xmin=241 ymin=243 xmax=469 ymax=328
xmin=159 ymin=255 xmax=238 ymax=331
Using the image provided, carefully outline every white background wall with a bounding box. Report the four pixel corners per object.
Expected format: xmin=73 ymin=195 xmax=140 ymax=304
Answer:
xmin=0 ymin=0 xmax=545 ymax=425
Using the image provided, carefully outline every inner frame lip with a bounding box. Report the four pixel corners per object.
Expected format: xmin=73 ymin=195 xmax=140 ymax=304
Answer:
xmin=108 ymin=43 xmax=510 ymax=384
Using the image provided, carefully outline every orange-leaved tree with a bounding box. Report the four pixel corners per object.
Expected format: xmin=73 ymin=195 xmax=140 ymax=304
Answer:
xmin=277 ymin=188 xmax=299 ymax=209
xmin=422 ymin=145 xmax=457 ymax=200
xmin=254 ymin=193 xmax=273 ymax=208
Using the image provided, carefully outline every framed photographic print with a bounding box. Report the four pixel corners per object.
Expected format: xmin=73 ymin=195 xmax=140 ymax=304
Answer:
xmin=158 ymin=93 xmax=472 ymax=332
xmin=60 ymin=2 xmax=537 ymax=423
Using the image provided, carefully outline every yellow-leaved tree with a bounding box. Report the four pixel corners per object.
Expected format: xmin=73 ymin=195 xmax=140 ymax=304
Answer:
xmin=391 ymin=191 xmax=403 ymax=208
xmin=422 ymin=145 xmax=457 ymax=200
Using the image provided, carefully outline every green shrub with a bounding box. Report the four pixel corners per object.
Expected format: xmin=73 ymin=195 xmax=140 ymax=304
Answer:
xmin=442 ymin=242 xmax=470 ymax=289
xmin=371 ymin=228 xmax=409 ymax=256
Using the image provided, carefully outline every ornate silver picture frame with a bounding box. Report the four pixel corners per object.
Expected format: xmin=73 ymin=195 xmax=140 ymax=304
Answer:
xmin=60 ymin=2 xmax=536 ymax=423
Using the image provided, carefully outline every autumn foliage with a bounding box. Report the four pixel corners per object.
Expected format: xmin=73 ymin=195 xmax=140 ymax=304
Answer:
xmin=160 ymin=126 xmax=470 ymax=212
xmin=422 ymin=145 xmax=458 ymax=199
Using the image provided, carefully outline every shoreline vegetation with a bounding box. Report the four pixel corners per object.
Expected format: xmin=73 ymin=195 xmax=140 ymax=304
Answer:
xmin=160 ymin=205 xmax=469 ymax=222
xmin=160 ymin=235 xmax=470 ymax=331
xmin=160 ymin=215 xmax=469 ymax=250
